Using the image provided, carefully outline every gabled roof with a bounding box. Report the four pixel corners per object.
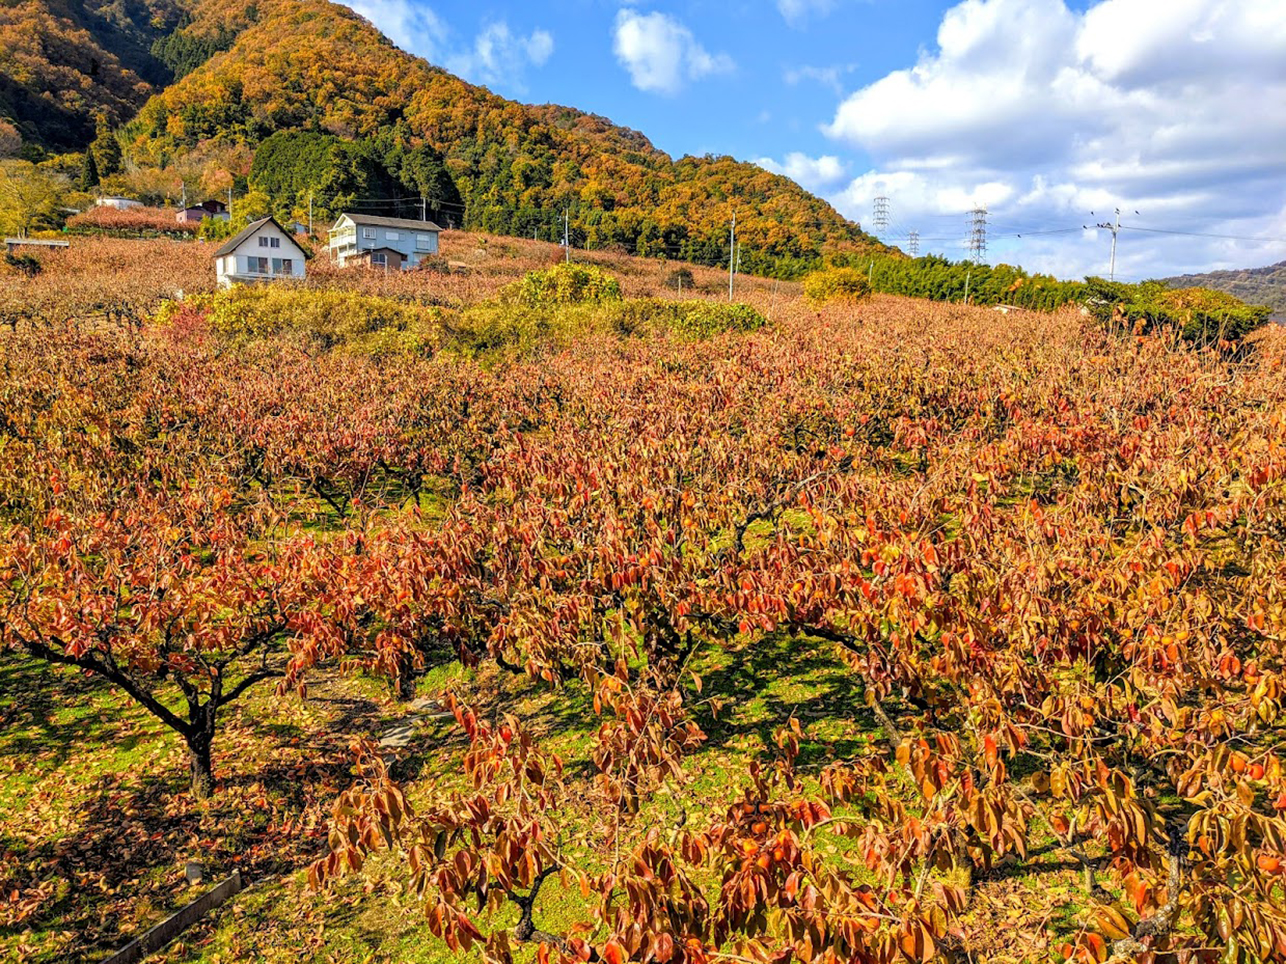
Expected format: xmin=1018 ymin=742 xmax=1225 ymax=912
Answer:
xmin=336 ymin=213 xmax=443 ymax=232
xmin=212 ymin=217 xmax=311 ymax=259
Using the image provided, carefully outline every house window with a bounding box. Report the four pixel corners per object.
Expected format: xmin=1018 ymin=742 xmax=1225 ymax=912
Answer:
xmin=281 ymin=258 xmax=293 ymax=274
xmin=247 ymin=256 xmax=268 ymax=273
xmin=416 ymin=234 xmax=432 ymax=251
xmin=271 ymin=258 xmax=282 ymax=273
xmin=371 ymin=252 xmax=387 ymax=266
xmin=386 ymin=231 xmax=399 ymax=241
xmin=362 ymin=227 xmax=376 ymax=239
xmin=259 ymin=236 xmax=268 ymax=247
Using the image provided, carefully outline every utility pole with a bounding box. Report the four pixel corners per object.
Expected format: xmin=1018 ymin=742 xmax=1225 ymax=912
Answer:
xmin=308 ymin=193 xmax=313 ymax=235
xmin=908 ymin=230 xmax=920 ymax=257
xmin=563 ymin=210 xmax=570 ymax=263
xmin=967 ymin=207 xmax=988 ymax=261
xmin=1095 ymin=207 xmax=1122 ymax=281
xmin=419 ymin=197 xmax=426 ymax=222
xmin=728 ymin=210 xmax=736 ymax=301
xmin=228 ymin=187 xmax=233 ymax=211
xmin=181 ymin=182 xmax=187 ymax=209
xmin=873 ymin=196 xmax=890 ymax=234
xmin=964 ymin=269 xmax=972 ymax=305
xmin=868 ymin=259 xmax=874 ymax=288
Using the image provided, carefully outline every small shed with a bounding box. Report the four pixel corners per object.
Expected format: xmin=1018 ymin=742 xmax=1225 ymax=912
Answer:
xmin=178 ymin=200 xmax=232 ymax=225
xmin=212 ymin=216 xmax=309 ymax=288
xmin=348 ymin=247 xmax=406 ymax=271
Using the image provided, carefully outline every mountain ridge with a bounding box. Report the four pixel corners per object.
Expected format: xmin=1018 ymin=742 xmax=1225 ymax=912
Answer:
xmin=1164 ymin=260 xmax=1286 ymax=322
xmin=4 ymin=0 xmax=888 ymax=273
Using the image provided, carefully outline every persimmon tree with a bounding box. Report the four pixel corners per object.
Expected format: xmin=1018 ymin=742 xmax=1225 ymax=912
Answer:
xmin=5 ymin=278 xmax=1286 ymax=959
xmin=306 ymin=310 xmax=1286 ymax=962
xmin=0 ymin=327 xmax=309 ymax=798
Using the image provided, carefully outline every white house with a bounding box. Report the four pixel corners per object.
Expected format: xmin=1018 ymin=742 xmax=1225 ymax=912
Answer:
xmin=328 ymin=213 xmax=440 ymax=269
xmin=95 ymin=196 xmax=144 ymax=211
xmin=213 ymin=216 xmax=309 ymax=288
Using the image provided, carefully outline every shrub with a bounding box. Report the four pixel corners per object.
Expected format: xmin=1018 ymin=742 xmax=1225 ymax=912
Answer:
xmin=502 ymin=262 xmax=623 ymax=307
xmin=1083 ymin=278 xmax=1271 ymax=345
xmin=412 ymin=254 xmax=453 ymax=275
xmin=446 ymin=295 xmax=767 ymax=362
xmin=803 ymin=267 xmax=871 ymax=305
xmin=197 ymin=217 xmax=238 ymax=242
xmin=665 ymin=267 xmax=695 ymax=290
xmin=3 ymin=253 xmax=41 ymax=277
xmin=608 ymin=299 xmax=768 ymax=339
xmin=202 ymin=286 xmax=441 ymax=356
xmin=670 ymin=301 xmax=768 ymax=338
xmin=448 ymin=302 xmax=601 ymax=360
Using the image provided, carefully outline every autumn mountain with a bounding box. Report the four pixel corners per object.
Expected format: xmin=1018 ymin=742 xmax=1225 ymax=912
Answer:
xmin=1164 ymin=260 xmax=1286 ymax=323
xmin=2 ymin=0 xmax=887 ymax=273
xmin=0 ymin=0 xmax=183 ymax=149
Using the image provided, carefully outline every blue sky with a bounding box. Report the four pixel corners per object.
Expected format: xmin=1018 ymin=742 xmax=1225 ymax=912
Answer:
xmin=343 ymin=0 xmax=1286 ymax=281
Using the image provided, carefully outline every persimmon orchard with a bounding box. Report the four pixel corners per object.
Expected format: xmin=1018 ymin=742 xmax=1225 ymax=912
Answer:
xmin=2 ymin=281 xmax=1286 ymax=962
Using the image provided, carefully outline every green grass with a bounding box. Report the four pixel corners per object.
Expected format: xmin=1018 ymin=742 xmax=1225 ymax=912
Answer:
xmin=0 ymin=630 xmax=1097 ymax=964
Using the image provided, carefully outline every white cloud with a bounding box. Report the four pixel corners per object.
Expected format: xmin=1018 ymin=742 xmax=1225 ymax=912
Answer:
xmin=819 ymin=0 xmax=1286 ymax=278
xmin=777 ymin=0 xmax=839 ymax=25
xmin=447 ymin=22 xmax=554 ymax=92
xmin=612 ymin=9 xmax=734 ymax=95
xmin=342 ymin=0 xmax=448 ymax=59
xmin=339 ymin=3 xmax=552 ymax=93
xmin=783 ymin=63 xmax=858 ymax=94
xmin=757 ymin=152 xmax=849 ymax=193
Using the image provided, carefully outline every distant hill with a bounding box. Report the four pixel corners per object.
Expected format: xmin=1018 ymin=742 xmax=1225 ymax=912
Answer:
xmin=1 ymin=0 xmax=888 ymax=274
xmin=1164 ymin=261 xmax=1286 ymax=322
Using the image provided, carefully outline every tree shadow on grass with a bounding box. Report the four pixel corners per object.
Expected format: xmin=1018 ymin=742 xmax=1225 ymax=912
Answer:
xmin=0 ymin=657 xmax=138 ymax=773
xmin=688 ymin=633 xmax=877 ymax=769
xmin=0 ymin=661 xmax=417 ymax=963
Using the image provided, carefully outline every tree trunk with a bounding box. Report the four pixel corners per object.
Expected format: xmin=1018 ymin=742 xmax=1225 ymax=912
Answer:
xmin=188 ymin=730 xmax=215 ymax=800
xmin=396 ymin=651 xmax=417 ymax=701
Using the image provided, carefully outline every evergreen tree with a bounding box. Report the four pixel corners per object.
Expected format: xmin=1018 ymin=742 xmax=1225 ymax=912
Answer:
xmin=91 ymin=117 xmax=123 ymax=177
xmin=79 ymin=149 xmax=100 ymax=191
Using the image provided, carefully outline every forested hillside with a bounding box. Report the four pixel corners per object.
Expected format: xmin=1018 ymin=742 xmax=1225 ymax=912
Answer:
xmin=0 ymin=0 xmax=187 ymax=149
xmin=1165 ymin=260 xmax=1286 ymax=320
xmin=120 ymin=0 xmax=884 ymax=273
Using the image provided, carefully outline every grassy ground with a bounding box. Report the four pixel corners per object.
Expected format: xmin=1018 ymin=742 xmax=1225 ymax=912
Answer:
xmin=1 ymin=629 xmax=1099 ymax=963
xmin=0 ymin=655 xmax=408 ymax=963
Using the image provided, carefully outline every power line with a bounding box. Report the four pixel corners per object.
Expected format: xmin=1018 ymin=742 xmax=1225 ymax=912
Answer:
xmin=1121 ymin=224 xmax=1286 ymax=244
xmin=908 ymin=230 xmax=919 ymax=256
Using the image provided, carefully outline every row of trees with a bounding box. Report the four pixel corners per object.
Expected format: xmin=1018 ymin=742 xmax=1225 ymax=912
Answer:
xmin=834 ymin=254 xmax=1273 ymax=341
